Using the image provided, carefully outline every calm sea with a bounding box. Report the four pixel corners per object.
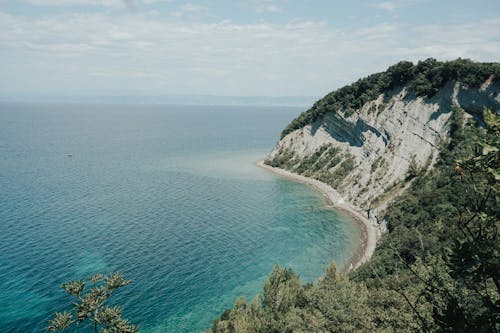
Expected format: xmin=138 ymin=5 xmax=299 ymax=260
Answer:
xmin=0 ymin=103 xmax=357 ymax=332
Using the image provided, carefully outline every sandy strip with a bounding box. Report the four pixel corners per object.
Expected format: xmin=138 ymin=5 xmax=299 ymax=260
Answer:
xmin=256 ymin=160 xmax=377 ymax=272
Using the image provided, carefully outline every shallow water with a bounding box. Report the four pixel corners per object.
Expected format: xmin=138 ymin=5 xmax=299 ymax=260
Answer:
xmin=0 ymin=103 xmax=357 ymax=332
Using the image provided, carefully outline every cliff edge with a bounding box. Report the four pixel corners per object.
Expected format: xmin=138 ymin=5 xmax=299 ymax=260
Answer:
xmin=265 ymin=59 xmax=500 ymax=226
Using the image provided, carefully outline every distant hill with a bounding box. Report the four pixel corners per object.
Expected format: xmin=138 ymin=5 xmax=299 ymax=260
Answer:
xmin=0 ymin=94 xmax=317 ymax=108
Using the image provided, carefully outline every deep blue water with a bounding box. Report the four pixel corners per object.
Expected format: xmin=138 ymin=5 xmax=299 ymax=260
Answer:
xmin=0 ymin=103 xmax=358 ymax=332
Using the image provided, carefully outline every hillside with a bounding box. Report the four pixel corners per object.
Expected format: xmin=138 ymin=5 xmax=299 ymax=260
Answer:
xmin=266 ymin=59 xmax=499 ymax=212
xmin=208 ymin=59 xmax=500 ymax=332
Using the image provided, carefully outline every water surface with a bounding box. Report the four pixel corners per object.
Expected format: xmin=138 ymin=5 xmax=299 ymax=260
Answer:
xmin=0 ymin=103 xmax=358 ymax=332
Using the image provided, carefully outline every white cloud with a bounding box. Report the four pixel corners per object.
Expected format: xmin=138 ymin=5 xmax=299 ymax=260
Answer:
xmin=253 ymin=0 xmax=282 ymax=13
xmin=370 ymin=0 xmax=426 ymax=12
xmin=0 ymin=10 xmax=499 ymax=97
xmin=28 ymin=0 xmax=169 ymax=7
xmin=141 ymin=0 xmax=171 ymax=4
xmin=170 ymin=3 xmax=207 ymax=17
xmin=29 ymin=0 xmax=125 ymax=6
xmin=371 ymin=1 xmax=399 ymax=11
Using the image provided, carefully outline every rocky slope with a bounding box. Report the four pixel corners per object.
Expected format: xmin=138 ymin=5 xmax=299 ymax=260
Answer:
xmin=265 ymin=61 xmax=500 ymax=225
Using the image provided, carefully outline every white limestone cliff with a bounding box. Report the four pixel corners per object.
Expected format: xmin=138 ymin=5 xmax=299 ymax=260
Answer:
xmin=267 ymin=80 xmax=500 ymax=216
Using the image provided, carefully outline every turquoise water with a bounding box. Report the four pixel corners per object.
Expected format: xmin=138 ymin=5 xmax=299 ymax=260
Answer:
xmin=0 ymin=103 xmax=358 ymax=332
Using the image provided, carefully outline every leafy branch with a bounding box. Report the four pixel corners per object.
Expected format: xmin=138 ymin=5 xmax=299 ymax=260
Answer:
xmin=47 ymin=272 xmax=139 ymax=333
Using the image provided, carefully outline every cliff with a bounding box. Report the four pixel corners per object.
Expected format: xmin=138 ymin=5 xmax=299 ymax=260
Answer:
xmin=265 ymin=59 xmax=500 ymax=219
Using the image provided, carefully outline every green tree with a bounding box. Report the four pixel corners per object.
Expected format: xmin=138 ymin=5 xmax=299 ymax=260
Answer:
xmin=47 ymin=272 xmax=139 ymax=333
xmin=263 ymin=264 xmax=305 ymax=312
xmin=406 ymin=155 xmax=419 ymax=180
xmin=309 ymin=263 xmax=374 ymax=332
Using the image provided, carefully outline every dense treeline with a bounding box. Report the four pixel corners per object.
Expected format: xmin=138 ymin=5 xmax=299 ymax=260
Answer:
xmin=281 ymin=58 xmax=500 ymax=138
xmin=208 ymin=106 xmax=499 ymax=332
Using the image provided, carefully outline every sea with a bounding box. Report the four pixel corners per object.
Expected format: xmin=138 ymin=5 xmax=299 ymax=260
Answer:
xmin=0 ymin=102 xmax=358 ymax=332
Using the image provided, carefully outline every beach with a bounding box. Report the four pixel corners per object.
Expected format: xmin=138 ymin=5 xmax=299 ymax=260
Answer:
xmin=257 ymin=160 xmax=378 ymax=272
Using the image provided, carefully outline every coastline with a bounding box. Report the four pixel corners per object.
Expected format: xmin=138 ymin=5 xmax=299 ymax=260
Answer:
xmin=256 ymin=160 xmax=377 ymax=272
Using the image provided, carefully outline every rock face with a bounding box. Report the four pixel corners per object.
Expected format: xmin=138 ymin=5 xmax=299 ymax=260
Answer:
xmin=266 ymin=80 xmax=500 ymax=212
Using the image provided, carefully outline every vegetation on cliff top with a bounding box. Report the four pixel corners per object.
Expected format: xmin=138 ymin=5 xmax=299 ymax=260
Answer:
xmin=281 ymin=58 xmax=500 ymax=139
xmin=209 ymin=106 xmax=499 ymax=332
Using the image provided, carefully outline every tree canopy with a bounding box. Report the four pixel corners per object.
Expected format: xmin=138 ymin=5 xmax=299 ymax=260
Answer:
xmin=281 ymin=58 xmax=500 ymax=138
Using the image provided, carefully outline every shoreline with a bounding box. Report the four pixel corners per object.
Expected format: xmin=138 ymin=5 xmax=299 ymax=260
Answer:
xmin=256 ymin=160 xmax=377 ymax=272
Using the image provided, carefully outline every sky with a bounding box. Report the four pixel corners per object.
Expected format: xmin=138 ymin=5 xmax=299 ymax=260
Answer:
xmin=0 ymin=0 xmax=499 ymax=100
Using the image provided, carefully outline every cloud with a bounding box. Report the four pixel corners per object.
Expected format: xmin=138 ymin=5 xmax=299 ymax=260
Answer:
xmin=371 ymin=1 xmax=399 ymax=12
xmin=28 ymin=0 xmax=169 ymax=6
xmin=255 ymin=1 xmax=282 ymax=13
xmin=170 ymin=3 xmax=208 ymax=17
xmin=141 ymin=0 xmax=171 ymax=3
xmin=370 ymin=0 xmax=426 ymax=12
xmin=0 ymin=10 xmax=499 ymax=97
xmin=29 ymin=0 xmax=125 ymax=6
xmin=252 ymin=0 xmax=282 ymax=13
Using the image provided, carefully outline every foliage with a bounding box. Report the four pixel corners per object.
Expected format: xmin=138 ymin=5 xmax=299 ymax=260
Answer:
xmin=281 ymin=58 xmax=500 ymax=138
xmin=209 ymin=263 xmax=374 ymax=333
xmin=405 ymin=155 xmax=419 ymax=180
xmin=47 ymin=272 xmax=139 ymax=333
xmin=370 ymin=156 xmax=384 ymax=173
xmin=211 ymin=106 xmax=499 ymax=332
xmin=265 ymin=144 xmax=356 ymax=190
xmin=264 ymin=148 xmax=296 ymax=169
